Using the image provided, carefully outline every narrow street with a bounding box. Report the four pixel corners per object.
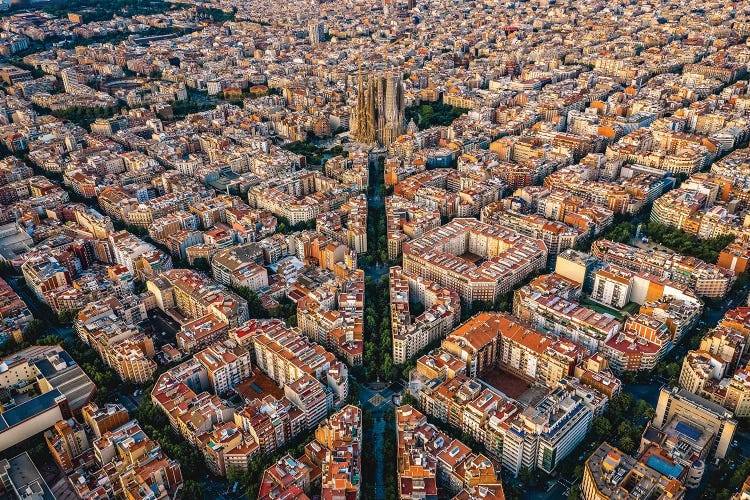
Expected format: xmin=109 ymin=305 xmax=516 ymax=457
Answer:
xmin=372 ymin=413 xmax=386 ymax=500
xmin=361 ymin=262 xmax=388 ymax=281
xmin=355 ymin=370 xmax=401 ymax=500
xmin=360 ymin=149 xmax=391 ymax=499
xmin=5 ymin=275 xmax=75 ymax=342
xmin=361 ymin=152 xmax=388 ymax=280
xmin=366 ymin=150 xmax=385 ymax=209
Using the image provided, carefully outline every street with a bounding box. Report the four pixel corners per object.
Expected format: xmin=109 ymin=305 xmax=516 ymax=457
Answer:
xmin=371 ymin=413 xmax=387 ymax=499
xmin=5 ymin=275 xmax=75 ymax=341
xmin=355 ymin=377 xmax=402 ymax=500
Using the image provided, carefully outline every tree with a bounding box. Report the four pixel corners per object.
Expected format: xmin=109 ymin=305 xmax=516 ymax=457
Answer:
xmin=192 ymin=257 xmax=210 ymax=272
xmin=366 ymin=313 xmax=376 ymax=331
xmin=226 ymin=466 xmax=246 ymax=485
xmin=39 ymin=334 xmax=65 ymax=346
xmin=236 ymin=286 xmax=268 ymax=319
xmin=57 ymin=309 xmax=80 ymax=325
xmin=381 ymin=354 xmax=393 ymax=380
xmin=518 ymin=466 xmax=541 ymax=488
xmin=347 ymin=380 xmax=361 ymax=405
xmin=616 ymin=421 xmax=632 ymax=438
xmin=23 ymin=319 xmax=45 ymax=343
xmin=591 ymin=416 xmax=612 ymax=440
xmin=619 ymin=436 xmax=635 ymax=454
xmin=601 ymin=221 xmax=636 ymax=244
xmin=641 ymin=222 xmax=734 ymax=263
xmin=568 ymin=486 xmax=582 ymax=500
xmin=180 ymin=480 xmax=204 ymax=500
xmin=634 ymin=399 xmax=655 ymax=421
xmin=401 ymin=392 xmax=418 ymax=407
xmin=405 ymin=101 xmax=469 ymax=129
xmin=655 ymin=362 xmax=681 ymax=385
xmin=384 ymin=483 xmax=397 ymax=500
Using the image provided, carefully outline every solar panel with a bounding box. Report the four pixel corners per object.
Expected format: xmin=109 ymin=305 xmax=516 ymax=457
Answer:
xmin=675 ymin=421 xmax=701 ymax=441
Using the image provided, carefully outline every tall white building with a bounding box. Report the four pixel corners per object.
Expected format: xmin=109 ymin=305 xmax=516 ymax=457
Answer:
xmin=502 ymin=388 xmax=593 ymax=475
xmin=308 ymin=20 xmax=324 ymax=44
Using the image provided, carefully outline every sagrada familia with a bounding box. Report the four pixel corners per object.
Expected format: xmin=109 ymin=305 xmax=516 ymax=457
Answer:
xmin=351 ymin=68 xmax=406 ymax=147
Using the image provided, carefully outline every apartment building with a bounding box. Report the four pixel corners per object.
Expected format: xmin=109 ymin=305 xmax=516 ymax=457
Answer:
xmin=0 ymin=453 xmax=55 ymax=500
xmin=555 ymin=249 xmax=604 ymax=291
xmin=73 ymin=419 xmax=183 ymax=498
xmin=718 ymin=238 xmax=750 ymax=274
xmin=107 ymin=335 xmax=157 ymax=384
xmin=638 ymin=295 xmax=702 ymax=343
xmin=679 ymin=350 xmax=727 ymax=395
xmin=20 ymin=254 xmax=71 ymax=301
xmin=211 ymin=243 xmax=269 ymax=291
xmin=200 ymin=421 xmax=259 ymax=476
xmin=0 ymin=276 xmax=31 ymax=345
xmin=650 ymin=189 xmax=707 ymax=229
xmin=194 ymin=340 xmax=253 ymax=395
xmin=390 ymin=266 xmax=461 ymax=364
xmin=296 ymin=269 xmax=364 ymax=365
xmin=581 ymin=443 xmax=685 ymax=500
xmin=44 ymin=418 xmax=89 ymax=472
xmin=247 ymin=319 xmax=349 ymax=410
xmin=234 ymin=395 xmax=306 ymax=455
xmin=150 ymin=361 xmax=255 ymax=476
xmin=256 ymin=404 xmax=361 ymax=499
xmin=257 ymin=454 xmax=314 ymax=499
xmin=315 ymin=404 xmax=362 ymax=500
xmin=147 ymin=268 xmax=249 ymax=327
xmin=284 ymin=373 xmax=331 ymax=430
xmin=125 ymin=191 xmax=201 ymax=228
xmin=316 ymin=195 xmax=368 ymax=254
xmin=653 ymin=387 xmax=737 ymax=460
xmin=0 ymin=345 xmax=95 ymax=452
xmin=514 ymin=282 xmax=621 ymax=354
xmin=75 ymin=297 xmax=156 ymax=383
xmin=396 ymin=405 xmax=504 ymax=499
xmin=481 ymin=202 xmax=583 ymax=257
xmin=439 ymin=312 xmax=502 ymax=378
xmin=81 ymin=402 xmax=130 ymax=439
xmin=591 ymin=239 xmax=734 ymax=298
xmin=176 ymin=313 xmax=230 ymax=354
xmin=725 ymin=368 xmax=750 ymax=418
xmin=603 ymin=314 xmax=672 ymax=373
xmin=419 ymin=375 xmax=483 ymax=429
xmin=385 ymin=195 xmax=441 ymax=260
xmin=499 ymin=313 xmax=586 ymax=386
xmin=402 ymin=218 xmax=547 ymax=306
xmin=502 ymin=389 xmax=593 ymax=475
xmin=590 ymin=267 xmax=633 ymax=309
